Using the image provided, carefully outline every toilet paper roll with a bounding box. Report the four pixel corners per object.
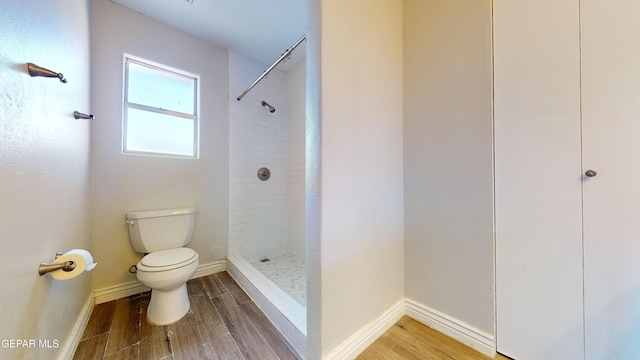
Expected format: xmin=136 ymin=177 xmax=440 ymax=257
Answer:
xmin=51 ymin=249 xmax=98 ymax=280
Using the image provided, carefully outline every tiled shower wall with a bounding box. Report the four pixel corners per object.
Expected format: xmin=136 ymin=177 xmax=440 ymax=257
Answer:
xmin=229 ymin=52 xmax=305 ymax=262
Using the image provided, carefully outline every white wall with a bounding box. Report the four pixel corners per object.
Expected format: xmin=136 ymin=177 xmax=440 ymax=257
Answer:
xmin=91 ymin=0 xmax=229 ymax=291
xmin=305 ymin=0 xmax=322 ymax=356
xmin=228 ymin=52 xmax=289 ymax=261
xmin=316 ymin=0 xmax=405 ymax=355
xmin=0 ymin=1 xmax=92 ymax=358
xmin=403 ymin=0 xmax=494 ymax=334
xmin=287 ymin=58 xmax=307 ymax=260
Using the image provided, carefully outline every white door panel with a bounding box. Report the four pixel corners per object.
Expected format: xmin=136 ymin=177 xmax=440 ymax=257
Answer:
xmin=494 ymin=1 xmax=584 ymax=358
xmin=581 ymin=1 xmax=640 ymax=358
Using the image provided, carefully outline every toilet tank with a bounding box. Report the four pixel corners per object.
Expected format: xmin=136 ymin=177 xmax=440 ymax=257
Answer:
xmin=126 ymin=207 xmax=196 ymax=253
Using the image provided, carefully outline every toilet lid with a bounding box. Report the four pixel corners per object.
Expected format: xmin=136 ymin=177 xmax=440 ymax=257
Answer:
xmin=138 ymin=248 xmax=198 ymax=272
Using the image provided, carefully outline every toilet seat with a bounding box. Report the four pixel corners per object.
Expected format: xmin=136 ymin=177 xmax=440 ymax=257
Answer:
xmin=138 ymin=248 xmax=198 ymax=272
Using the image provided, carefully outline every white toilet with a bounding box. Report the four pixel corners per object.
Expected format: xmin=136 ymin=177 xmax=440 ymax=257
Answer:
xmin=126 ymin=207 xmax=199 ymax=325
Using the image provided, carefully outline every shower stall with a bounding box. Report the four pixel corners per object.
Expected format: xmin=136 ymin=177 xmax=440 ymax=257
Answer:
xmin=227 ymin=39 xmax=307 ymax=356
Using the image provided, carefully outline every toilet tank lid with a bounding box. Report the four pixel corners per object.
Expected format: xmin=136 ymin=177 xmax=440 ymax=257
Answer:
xmin=126 ymin=207 xmax=196 ymax=219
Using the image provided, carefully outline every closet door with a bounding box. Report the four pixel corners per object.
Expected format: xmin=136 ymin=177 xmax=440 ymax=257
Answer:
xmin=494 ymin=0 xmax=584 ymax=359
xmin=581 ymin=1 xmax=640 ymax=358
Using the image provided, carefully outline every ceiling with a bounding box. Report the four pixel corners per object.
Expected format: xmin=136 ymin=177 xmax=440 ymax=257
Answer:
xmin=112 ymin=0 xmax=307 ymax=71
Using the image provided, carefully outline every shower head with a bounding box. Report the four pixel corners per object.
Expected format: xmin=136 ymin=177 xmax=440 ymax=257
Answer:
xmin=261 ymin=101 xmax=276 ymax=113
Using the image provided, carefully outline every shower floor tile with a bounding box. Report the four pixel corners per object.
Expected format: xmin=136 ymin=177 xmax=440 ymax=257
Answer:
xmin=250 ymin=253 xmax=306 ymax=307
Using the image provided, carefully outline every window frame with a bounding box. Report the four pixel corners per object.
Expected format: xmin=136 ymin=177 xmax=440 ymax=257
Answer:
xmin=122 ymin=54 xmax=200 ymax=158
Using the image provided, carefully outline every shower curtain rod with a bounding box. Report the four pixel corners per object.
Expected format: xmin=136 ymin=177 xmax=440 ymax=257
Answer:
xmin=236 ymin=35 xmax=307 ymax=101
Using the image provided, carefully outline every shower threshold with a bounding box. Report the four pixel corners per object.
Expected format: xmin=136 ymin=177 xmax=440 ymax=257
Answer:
xmin=226 ymin=254 xmax=306 ymax=357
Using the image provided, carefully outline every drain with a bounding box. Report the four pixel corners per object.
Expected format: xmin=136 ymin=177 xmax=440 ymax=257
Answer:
xmin=259 ymin=258 xmax=271 ymax=263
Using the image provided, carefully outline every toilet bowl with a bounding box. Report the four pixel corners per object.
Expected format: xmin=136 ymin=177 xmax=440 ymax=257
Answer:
xmin=126 ymin=207 xmax=199 ymax=326
xmin=136 ymin=247 xmax=199 ymax=325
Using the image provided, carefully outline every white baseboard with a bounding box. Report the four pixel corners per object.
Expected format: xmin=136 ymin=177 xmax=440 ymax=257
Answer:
xmin=59 ymin=293 xmax=94 ymax=360
xmin=94 ymin=260 xmax=227 ymax=304
xmin=193 ymin=259 xmax=227 ymax=278
xmin=325 ymin=298 xmax=495 ymax=360
xmin=94 ymin=280 xmax=149 ymax=304
xmin=326 ymin=299 xmax=406 ymax=360
xmin=404 ymin=298 xmax=495 ymax=357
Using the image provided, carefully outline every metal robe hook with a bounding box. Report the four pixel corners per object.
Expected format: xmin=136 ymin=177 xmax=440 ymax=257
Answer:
xmin=27 ymin=63 xmax=67 ymax=83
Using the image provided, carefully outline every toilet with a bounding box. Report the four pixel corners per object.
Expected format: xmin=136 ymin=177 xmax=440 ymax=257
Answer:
xmin=126 ymin=207 xmax=199 ymax=325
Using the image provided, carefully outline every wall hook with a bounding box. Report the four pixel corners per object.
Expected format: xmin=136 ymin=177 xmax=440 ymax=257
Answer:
xmin=27 ymin=63 xmax=67 ymax=83
xmin=74 ymin=111 xmax=95 ymax=120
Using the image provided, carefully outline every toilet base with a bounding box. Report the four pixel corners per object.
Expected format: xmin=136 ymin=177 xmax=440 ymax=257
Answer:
xmin=146 ymin=283 xmax=191 ymax=325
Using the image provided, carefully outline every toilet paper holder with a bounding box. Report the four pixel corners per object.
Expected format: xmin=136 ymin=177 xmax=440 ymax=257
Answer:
xmin=38 ymin=252 xmax=76 ymax=276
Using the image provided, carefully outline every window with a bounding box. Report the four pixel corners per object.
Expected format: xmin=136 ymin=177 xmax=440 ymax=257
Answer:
xmin=123 ymin=56 xmax=199 ymax=158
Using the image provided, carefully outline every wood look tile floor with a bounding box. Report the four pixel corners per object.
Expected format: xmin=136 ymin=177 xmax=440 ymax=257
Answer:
xmin=73 ymin=271 xmax=298 ymax=360
xmin=75 ymin=271 xmax=509 ymax=360
xmin=357 ymin=316 xmax=511 ymax=360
